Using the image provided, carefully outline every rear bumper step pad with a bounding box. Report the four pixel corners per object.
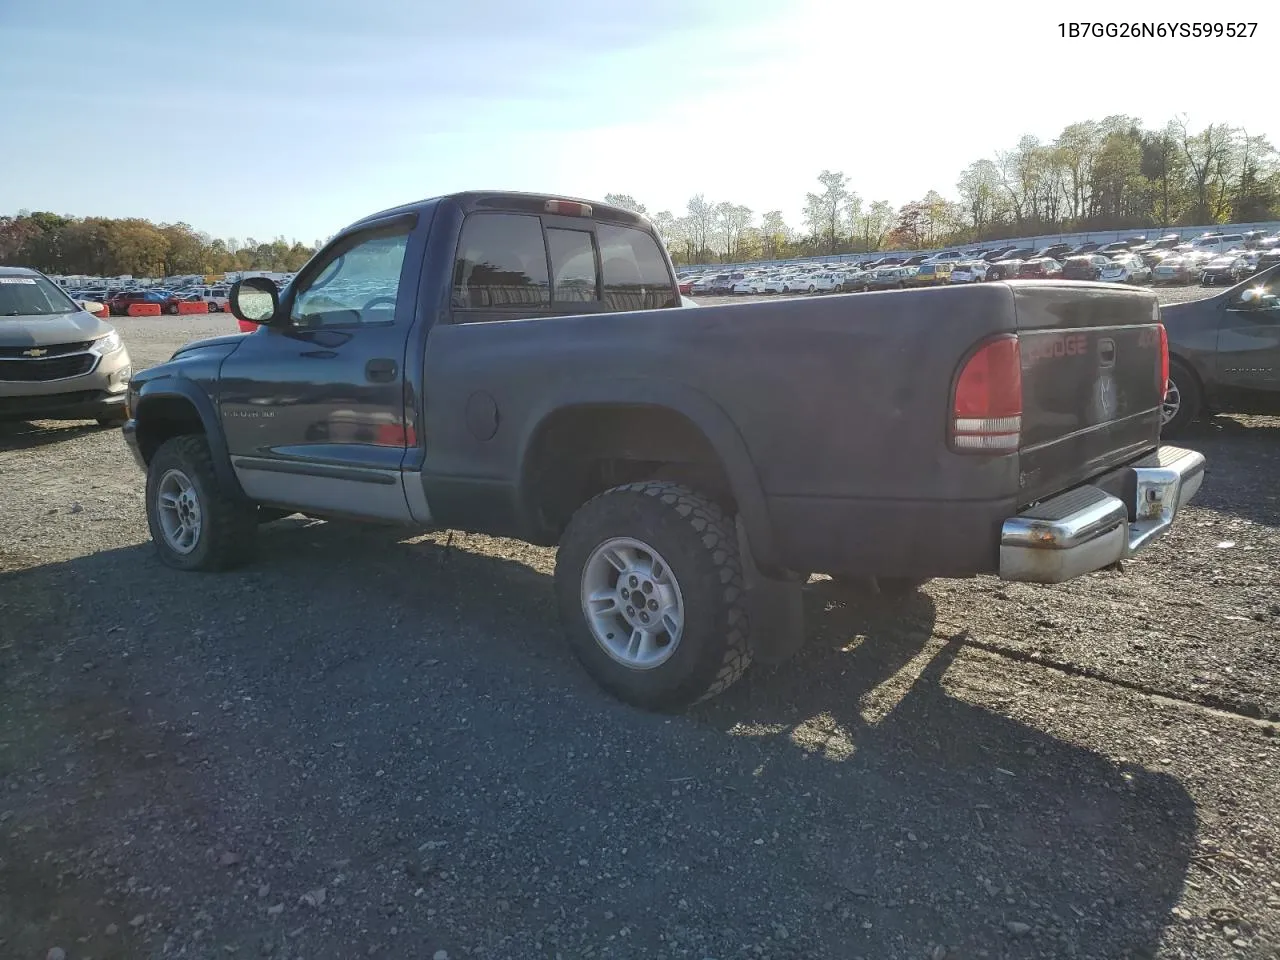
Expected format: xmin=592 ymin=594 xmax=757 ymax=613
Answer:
xmin=999 ymin=445 xmax=1205 ymax=584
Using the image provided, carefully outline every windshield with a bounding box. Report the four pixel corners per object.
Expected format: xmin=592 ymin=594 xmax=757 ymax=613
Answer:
xmin=0 ymin=274 xmax=80 ymax=317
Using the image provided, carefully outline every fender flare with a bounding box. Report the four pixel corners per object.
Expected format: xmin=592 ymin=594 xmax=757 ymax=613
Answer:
xmin=515 ymin=377 xmax=779 ymax=570
xmin=134 ymin=377 xmax=244 ymax=497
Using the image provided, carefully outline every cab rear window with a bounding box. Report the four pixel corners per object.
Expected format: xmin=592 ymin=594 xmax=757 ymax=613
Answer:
xmin=452 ymin=211 xmax=676 ymax=319
xmin=452 ymin=213 xmax=551 ymax=309
xmin=598 ymin=223 xmax=677 ymax=311
xmin=547 ymin=228 xmax=598 ymax=303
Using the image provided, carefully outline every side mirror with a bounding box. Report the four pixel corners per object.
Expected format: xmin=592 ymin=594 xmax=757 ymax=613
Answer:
xmin=229 ymin=277 xmax=280 ymax=325
xmin=1230 ymin=286 xmax=1263 ymax=310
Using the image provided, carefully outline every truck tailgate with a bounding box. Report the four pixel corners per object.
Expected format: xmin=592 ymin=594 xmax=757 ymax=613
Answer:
xmin=1012 ymin=282 xmax=1165 ymax=504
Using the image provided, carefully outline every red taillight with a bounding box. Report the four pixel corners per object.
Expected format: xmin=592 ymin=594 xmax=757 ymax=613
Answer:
xmin=952 ymin=334 xmax=1022 ymax=453
xmin=545 ymin=199 xmax=592 ymax=217
xmin=1158 ymin=322 xmax=1169 ymax=390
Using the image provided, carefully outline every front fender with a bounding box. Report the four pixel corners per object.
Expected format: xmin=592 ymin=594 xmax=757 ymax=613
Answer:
xmin=516 ymin=378 xmax=779 ymax=571
xmin=132 ymin=376 xmax=243 ymax=497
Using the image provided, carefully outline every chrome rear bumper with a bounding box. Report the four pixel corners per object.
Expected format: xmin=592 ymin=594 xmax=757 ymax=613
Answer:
xmin=999 ymin=445 xmax=1205 ymax=584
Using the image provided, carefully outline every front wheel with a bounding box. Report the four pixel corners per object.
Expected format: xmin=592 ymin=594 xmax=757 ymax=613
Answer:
xmin=165 ymin=303 xmax=180 ymax=315
xmin=554 ymin=481 xmax=751 ymax=711
xmin=146 ymin=434 xmax=258 ymax=571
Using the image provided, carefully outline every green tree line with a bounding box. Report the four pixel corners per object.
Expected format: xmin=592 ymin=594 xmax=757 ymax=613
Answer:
xmin=607 ymin=115 xmax=1280 ymax=265
xmin=0 ymin=212 xmax=318 ymax=277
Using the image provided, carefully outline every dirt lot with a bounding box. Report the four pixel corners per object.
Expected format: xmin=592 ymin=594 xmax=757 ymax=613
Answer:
xmin=2 ymin=288 xmax=1278 ymax=960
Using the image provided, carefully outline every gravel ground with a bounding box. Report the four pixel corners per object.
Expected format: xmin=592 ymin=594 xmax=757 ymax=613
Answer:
xmin=2 ymin=286 xmax=1278 ymax=960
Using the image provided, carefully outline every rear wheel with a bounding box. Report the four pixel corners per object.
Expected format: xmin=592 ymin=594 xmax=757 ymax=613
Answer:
xmin=554 ymin=481 xmax=751 ymax=711
xmin=1161 ymin=359 xmax=1202 ymax=437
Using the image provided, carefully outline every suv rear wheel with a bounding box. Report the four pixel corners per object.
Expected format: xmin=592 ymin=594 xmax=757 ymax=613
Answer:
xmin=146 ymin=434 xmax=257 ymax=571
xmin=1160 ymin=360 xmax=1202 ymax=437
xmin=554 ymin=481 xmax=751 ymax=710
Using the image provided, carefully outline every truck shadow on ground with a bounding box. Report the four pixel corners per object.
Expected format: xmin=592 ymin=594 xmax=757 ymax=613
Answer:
xmin=0 ymin=419 xmax=107 ymax=452
xmin=0 ymin=520 xmax=1195 ymax=959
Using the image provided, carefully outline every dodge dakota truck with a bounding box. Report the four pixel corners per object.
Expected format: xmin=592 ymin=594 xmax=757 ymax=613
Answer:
xmin=122 ymin=191 xmax=1205 ymax=710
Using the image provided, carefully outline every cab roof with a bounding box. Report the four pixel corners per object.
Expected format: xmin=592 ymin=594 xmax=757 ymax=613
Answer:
xmin=352 ymin=190 xmax=649 ymax=231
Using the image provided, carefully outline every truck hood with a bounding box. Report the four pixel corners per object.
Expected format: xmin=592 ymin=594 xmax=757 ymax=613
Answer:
xmin=0 ymin=309 xmax=114 ymax=347
xmin=171 ymin=332 xmax=248 ymax=359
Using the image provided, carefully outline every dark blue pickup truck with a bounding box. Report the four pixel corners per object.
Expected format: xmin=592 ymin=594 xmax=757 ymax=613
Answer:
xmin=122 ymin=191 xmax=1205 ymax=710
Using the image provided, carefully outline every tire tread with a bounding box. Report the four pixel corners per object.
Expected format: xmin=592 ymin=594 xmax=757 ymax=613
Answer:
xmin=560 ymin=480 xmax=752 ymax=707
xmin=148 ymin=434 xmax=256 ymax=571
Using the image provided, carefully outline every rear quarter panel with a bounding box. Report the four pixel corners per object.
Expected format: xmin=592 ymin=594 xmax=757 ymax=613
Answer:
xmin=420 ymin=283 xmax=1024 ymax=508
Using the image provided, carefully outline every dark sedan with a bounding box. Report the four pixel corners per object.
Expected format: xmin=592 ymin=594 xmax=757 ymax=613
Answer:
xmin=1199 ymin=254 xmax=1255 ymax=287
xmin=1016 ymin=258 xmax=1062 ymax=279
xmin=985 ymin=258 xmax=1027 ymax=281
xmin=1061 ymin=254 xmax=1110 ymax=280
xmin=1160 ymin=264 xmax=1280 ymax=434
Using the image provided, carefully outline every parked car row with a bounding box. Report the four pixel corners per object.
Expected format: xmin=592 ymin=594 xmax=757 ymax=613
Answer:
xmin=67 ymin=281 xmax=267 ymax=315
xmin=678 ymin=229 xmax=1280 ymax=297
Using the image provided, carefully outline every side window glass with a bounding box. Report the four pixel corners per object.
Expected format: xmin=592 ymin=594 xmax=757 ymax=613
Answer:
xmin=452 ymin=213 xmax=550 ymax=311
xmin=291 ymin=227 xmax=410 ymax=328
xmin=547 ymin=228 xmax=598 ymax=303
xmin=597 ymin=223 xmax=678 ymax=311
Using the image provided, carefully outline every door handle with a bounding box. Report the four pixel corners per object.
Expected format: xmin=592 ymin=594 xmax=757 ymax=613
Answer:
xmin=365 ymin=358 xmax=398 ymax=382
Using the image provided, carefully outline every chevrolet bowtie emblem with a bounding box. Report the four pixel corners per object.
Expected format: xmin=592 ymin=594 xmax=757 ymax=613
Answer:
xmin=22 ymin=348 xmax=48 ymax=357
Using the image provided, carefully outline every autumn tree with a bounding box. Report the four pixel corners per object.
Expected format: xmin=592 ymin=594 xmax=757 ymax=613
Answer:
xmin=803 ymin=170 xmax=856 ymax=253
xmin=758 ymin=210 xmax=790 ymax=260
xmin=956 ymin=160 xmax=1003 ymax=236
xmin=852 ymin=201 xmax=895 ymax=252
xmin=683 ymin=194 xmax=716 ymax=262
xmin=714 ymin=202 xmax=753 ymax=262
xmin=0 ymin=212 xmax=317 ymax=276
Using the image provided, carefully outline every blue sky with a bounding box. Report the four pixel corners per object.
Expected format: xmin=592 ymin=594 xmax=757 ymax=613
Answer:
xmin=2 ymin=0 xmax=1276 ymax=243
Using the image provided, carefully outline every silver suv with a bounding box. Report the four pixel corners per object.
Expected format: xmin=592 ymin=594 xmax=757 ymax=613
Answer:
xmin=0 ymin=267 xmax=133 ymax=425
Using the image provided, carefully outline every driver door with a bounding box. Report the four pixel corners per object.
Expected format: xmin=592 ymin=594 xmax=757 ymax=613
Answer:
xmin=1215 ymin=270 xmax=1280 ymax=414
xmin=220 ymin=217 xmax=419 ymax=520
